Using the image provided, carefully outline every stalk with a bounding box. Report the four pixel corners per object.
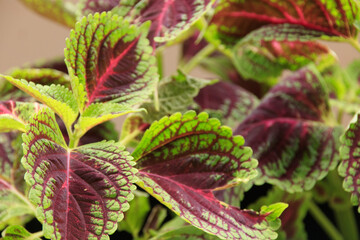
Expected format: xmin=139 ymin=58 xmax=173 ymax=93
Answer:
xmin=181 ymin=44 xmax=216 ymax=74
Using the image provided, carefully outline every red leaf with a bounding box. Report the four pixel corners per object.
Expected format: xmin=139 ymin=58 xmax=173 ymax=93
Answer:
xmin=235 ymin=67 xmax=341 ymax=192
xmin=212 ymin=0 xmax=359 ymax=44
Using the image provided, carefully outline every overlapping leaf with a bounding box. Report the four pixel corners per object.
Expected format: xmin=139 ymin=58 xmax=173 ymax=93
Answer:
xmin=194 ymin=81 xmax=259 ymax=129
xmin=249 ymin=188 xmax=310 ymax=240
xmin=211 ymin=0 xmax=359 ymax=44
xmin=79 ymin=0 xmax=214 ymax=46
xmin=1 ymin=75 xmax=78 ymax=129
xmin=120 ymin=114 xmax=149 ymax=148
xmin=235 ymin=66 xmax=342 ymax=192
xmin=1 ymin=225 xmax=41 ymax=240
xmin=65 ymin=12 xmax=158 ymax=110
xmin=0 ymin=101 xmax=41 ymax=132
xmin=19 ymin=0 xmax=76 ymax=28
xmin=10 ymin=68 xmax=70 ymax=87
xmin=233 ymin=39 xmax=330 ymax=83
xmin=133 ymin=111 xmax=286 ymax=240
xmin=141 ymin=71 xmax=216 ymax=122
xmin=22 ymin=108 xmax=138 ymax=239
xmin=339 ymin=113 xmax=360 ymax=212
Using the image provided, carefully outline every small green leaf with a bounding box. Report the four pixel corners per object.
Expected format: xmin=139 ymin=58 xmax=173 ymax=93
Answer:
xmin=1 ymin=76 xmax=78 ymax=129
xmin=77 ymin=102 xmax=144 ymax=139
xmin=141 ymin=71 xmax=217 ymax=122
xmin=2 ymin=225 xmax=40 ymax=240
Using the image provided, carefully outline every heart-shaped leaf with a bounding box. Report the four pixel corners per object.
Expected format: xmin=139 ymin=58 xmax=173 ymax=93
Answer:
xmin=22 ymin=108 xmax=138 ymax=240
xmin=194 ymin=81 xmax=259 ymax=129
xmin=133 ymin=111 xmax=286 ymax=240
xmin=339 ymin=113 xmax=360 ymax=212
xmin=235 ymin=66 xmax=342 ymax=192
xmin=19 ymin=0 xmax=76 ymax=28
xmin=0 ymin=101 xmax=41 ymax=132
xmin=211 ymin=0 xmax=359 ymax=45
xmin=65 ymin=12 xmax=158 ymax=110
xmin=79 ymin=0 xmax=214 ymax=46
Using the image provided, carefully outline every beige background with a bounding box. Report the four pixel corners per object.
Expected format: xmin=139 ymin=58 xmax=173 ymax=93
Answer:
xmin=0 ymin=1 xmax=359 ymax=77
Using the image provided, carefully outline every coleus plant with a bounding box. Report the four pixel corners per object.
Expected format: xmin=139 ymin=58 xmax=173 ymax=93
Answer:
xmin=1 ymin=0 xmax=360 ymax=239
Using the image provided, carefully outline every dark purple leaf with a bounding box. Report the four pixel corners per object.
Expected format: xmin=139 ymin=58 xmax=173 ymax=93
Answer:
xmin=22 ymin=108 xmax=138 ymax=239
xmin=194 ymin=81 xmax=259 ymax=128
xmin=235 ymin=66 xmax=341 ymax=192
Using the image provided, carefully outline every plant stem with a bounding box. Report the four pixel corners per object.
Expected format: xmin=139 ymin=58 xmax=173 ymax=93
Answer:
xmin=30 ymin=231 xmax=44 ymax=240
xmin=181 ymin=44 xmax=216 ymax=74
xmin=328 ymin=171 xmax=359 ymax=240
xmin=119 ymin=128 xmax=142 ymax=147
xmin=154 ymin=81 xmax=160 ymax=112
xmin=156 ymin=51 xmax=163 ymax=80
xmin=308 ymin=201 xmax=343 ymax=240
xmin=348 ymin=38 xmax=360 ymax=53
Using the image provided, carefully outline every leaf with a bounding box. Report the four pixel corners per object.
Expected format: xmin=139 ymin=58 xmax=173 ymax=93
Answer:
xmin=211 ymin=0 xmax=359 ymax=45
xmin=338 ymin=113 xmax=360 ymax=212
xmin=1 ymin=76 xmax=78 ymax=129
xmin=0 ymin=133 xmax=18 ymax=178
xmin=133 ymin=111 xmax=284 ymax=240
xmin=120 ymin=114 xmax=149 ymax=148
xmin=233 ymin=39 xmax=330 ymax=83
xmin=118 ymin=191 xmax=150 ymax=237
xmin=0 ymin=179 xmax=34 ymax=231
xmin=0 ymin=101 xmax=42 ymax=133
xmin=194 ymin=81 xmax=259 ymax=129
xmin=2 ymin=225 xmax=41 ymax=240
xmin=10 ymin=68 xmax=70 ymax=87
xmin=248 ymin=188 xmax=310 ymax=240
xmin=152 ymin=224 xmax=221 ymax=240
xmin=141 ymin=71 xmax=217 ymax=123
xmin=19 ymin=0 xmax=76 ymax=28
xmin=235 ymin=66 xmax=342 ymax=192
xmin=22 ymin=108 xmax=138 ymax=239
xmin=80 ymin=0 xmax=214 ymax=46
xmin=76 ymin=102 xmax=144 ymax=139
xmin=65 ymin=12 xmax=158 ymax=110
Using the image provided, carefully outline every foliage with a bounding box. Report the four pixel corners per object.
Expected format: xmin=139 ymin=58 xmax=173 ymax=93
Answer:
xmin=1 ymin=0 xmax=360 ymax=239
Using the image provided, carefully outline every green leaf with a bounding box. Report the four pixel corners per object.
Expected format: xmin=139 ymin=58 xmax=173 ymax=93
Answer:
xmin=76 ymin=102 xmax=144 ymax=139
xmin=0 ymin=101 xmax=42 ymax=133
xmin=0 ymin=180 xmax=34 ymax=232
xmin=9 ymin=68 xmax=70 ymax=87
xmin=22 ymin=108 xmax=138 ymax=239
xmin=2 ymin=225 xmax=41 ymax=240
xmin=1 ymin=76 xmax=78 ymax=129
xmin=141 ymin=71 xmax=217 ymax=122
xmin=65 ymin=12 xmax=158 ymax=110
xmin=152 ymin=224 xmax=221 ymax=240
xmin=118 ymin=191 xmax=150 ymax=237
xmin=19 ymin=0 xmax=76 ymax=28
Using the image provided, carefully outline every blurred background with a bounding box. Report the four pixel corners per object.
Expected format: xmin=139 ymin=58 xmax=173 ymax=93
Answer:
xmin=2 ymin=0 xmax=359 ymax=75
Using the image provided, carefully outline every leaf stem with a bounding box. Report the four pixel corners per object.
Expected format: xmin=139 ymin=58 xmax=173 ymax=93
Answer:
xmin=181 ymin=44 xmax=216 ymax=74
xmin=119 ymin=128 xmax=142 ymax=147
xmin=156 ymin=51 xmax=163 ymax=80
xmin=154 ymin=81 xmax=160 ymax=112
xmin=308 ymin=200 xmax=343 ymax=240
